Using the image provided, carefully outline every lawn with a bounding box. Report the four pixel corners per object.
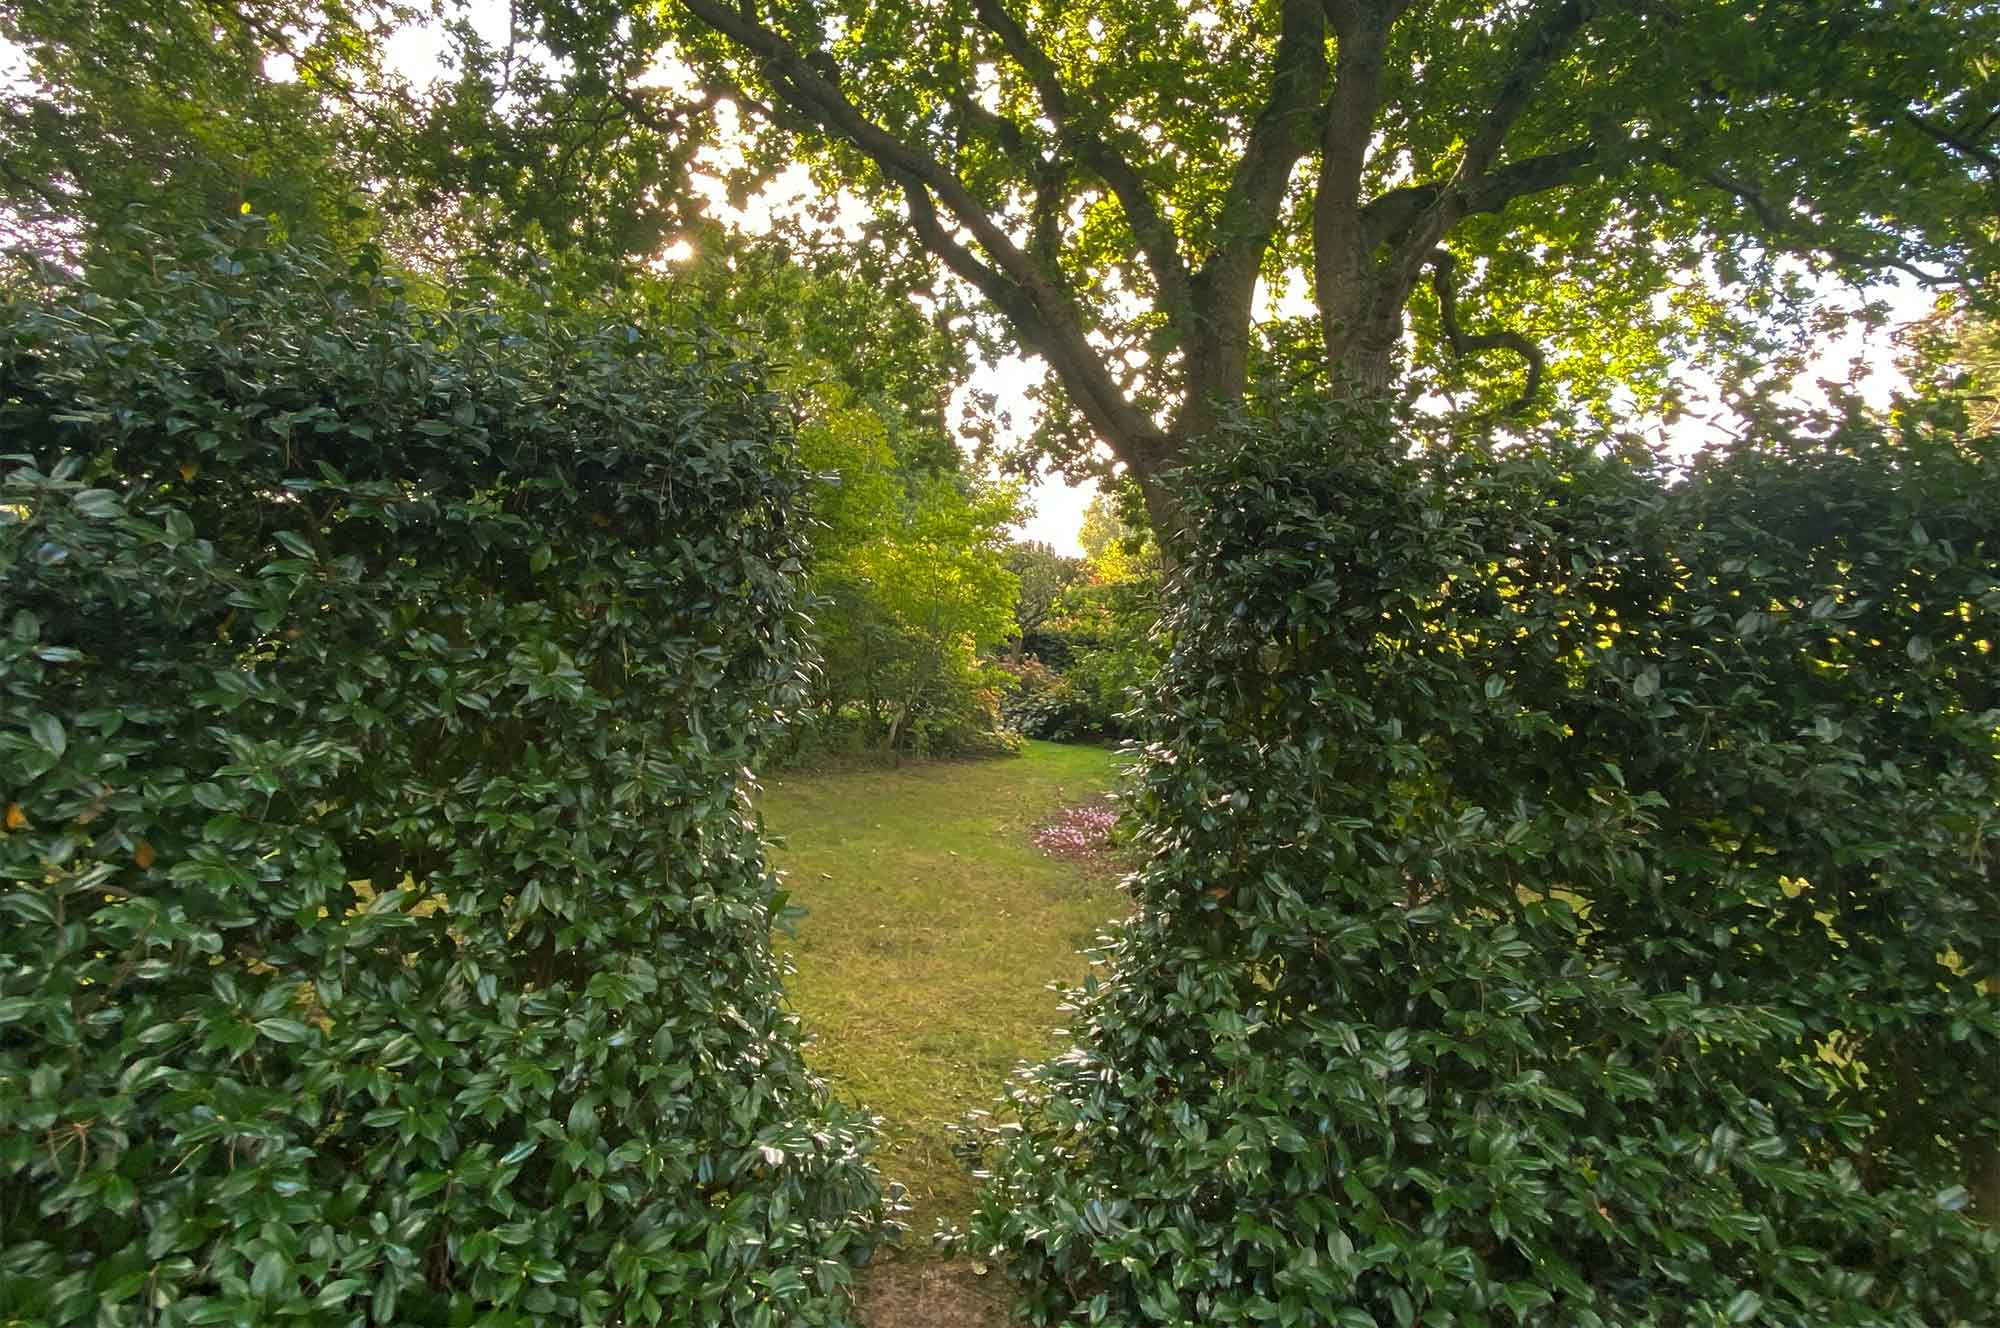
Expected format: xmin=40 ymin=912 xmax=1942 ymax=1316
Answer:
xmin=759 ymin=740 xmax=1129 ymax=1245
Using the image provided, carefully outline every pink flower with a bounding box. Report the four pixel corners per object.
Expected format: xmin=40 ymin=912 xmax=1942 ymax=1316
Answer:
xmin=1035 ymin=801 xmax=1118 ymax=859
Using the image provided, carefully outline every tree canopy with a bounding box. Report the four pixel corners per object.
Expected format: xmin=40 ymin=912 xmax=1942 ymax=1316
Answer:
xmin=0 ymin=0 xmax=400 ymax=262
xmin=643 ymin=0 xmax=2000 ymax=531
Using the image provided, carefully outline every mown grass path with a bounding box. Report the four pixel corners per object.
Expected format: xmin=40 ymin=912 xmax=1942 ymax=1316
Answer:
xmin=760 ymin=741 xmax=1127 ymax=1245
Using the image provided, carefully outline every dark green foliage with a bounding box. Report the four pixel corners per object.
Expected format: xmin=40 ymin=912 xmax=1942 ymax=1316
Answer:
xmin=967 ymin=404 xmax=2000 ymax=1325
xmin=0 ymin=228 xmax=884 ymax=1326
xmin=997 ymin=644 xmax=1153 ymax=746
xmin=998 ymin=658 xmax=1105 ymax=744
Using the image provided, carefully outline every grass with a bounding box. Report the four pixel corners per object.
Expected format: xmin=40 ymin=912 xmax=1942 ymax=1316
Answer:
xmin=759 ymin=740 xmax=1129 ymax=1241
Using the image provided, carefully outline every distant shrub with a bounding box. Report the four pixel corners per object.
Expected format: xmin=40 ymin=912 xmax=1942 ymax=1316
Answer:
xmin=968 ymin=403 xmax=2000 ymax=1325
xmin=0 ymin=228 xmax=883 ymax=1326
xmin=998 ymin=657 xmax=1099 ymax=742
xmin=790 ymin=574 xmax=1019 ymax=763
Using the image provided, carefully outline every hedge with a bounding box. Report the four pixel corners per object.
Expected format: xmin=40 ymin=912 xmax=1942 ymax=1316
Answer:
xmin=0 ymin=228 xmax=884 ymax=1327
xmin=968 ymin=403 xmax=2000 ymax=1325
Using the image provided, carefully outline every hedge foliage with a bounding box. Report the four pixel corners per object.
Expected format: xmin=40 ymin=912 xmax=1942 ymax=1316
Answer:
xmin=0 ymin=230 xmax=883 ymax=1326
xmin=968 ymin=404 xmax=2000 ymax=1325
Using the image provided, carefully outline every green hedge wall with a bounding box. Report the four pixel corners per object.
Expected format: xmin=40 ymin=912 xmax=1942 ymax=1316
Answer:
xmin=0 ymin=231 xmax=882 ymax=1326
xmin=969 ymin=404 xmax=2000 ymax=1325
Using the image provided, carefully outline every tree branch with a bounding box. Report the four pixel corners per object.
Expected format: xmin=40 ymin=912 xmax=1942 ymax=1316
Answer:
xmin=1358 ymin=140 xmax=1607 ymax=250
xmin=971 ymin=0 xmax=1196 ymax=331
xmin=680 ymin=0 xmax=1169 ymax=470
xmin=1315 ymin=1 xmax=1397 ymax=365
xmin=1694 ymin=166 xmax=1944 ymax=287
xmin=1331 ymin=2 xmax=1606 ymax=387
xmin=895 ymin=174 xmax=1164 ymax=474
xmin=1429 ymin=248 xmax=1545 ymax=416
xmin=1904 ymin=111 xmax=2000 ymax=173
xmin=1202 ymin=0 xmax=1326 ymax=295
xmin=1179 ymin=0 xmax=1326 ymax=427
xmin=1454 ymin=0 xmax=1603 ymax=187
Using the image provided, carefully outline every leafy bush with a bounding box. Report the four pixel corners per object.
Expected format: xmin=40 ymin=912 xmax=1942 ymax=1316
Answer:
xmin=999 ymin=641 xmax=1159 ymax=745
xmin=966 ymin=402 xmax=2000 ymax=1325
xmin=786 ymin=469 xmax=1022 ymax=762
xmin=998 ymin=658 xmax=1100 ymax=743
xmin=1062 ymin=638 xmax=1159 ymax=738
xmin=790 ymin=577 xmax=1017 ymax=762
xmin=0 ymin=229 xmax=884 ymax=1327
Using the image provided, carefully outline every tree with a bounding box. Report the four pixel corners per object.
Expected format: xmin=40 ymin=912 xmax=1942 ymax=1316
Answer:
xmin=785 ymin=382 xmax=1024 ymax=756
xmin=1905 ymin=301 xmax=2000 ymax=434
xmin=0 ymin=0 xmax=397 ymax=264
xmin=645 ymin=0 xmax=1998 ymax=538
xmin=839 ymin=475 xmax=1023 ymax=750
xmin=1005 ymin=539 xmax=1083 ymax=660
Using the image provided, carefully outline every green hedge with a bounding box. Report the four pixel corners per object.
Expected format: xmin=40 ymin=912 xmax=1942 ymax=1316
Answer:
xmin=0 ymin=230 xmax=883 ymax=1326
xmin=968 ymin=404 xmax=2000 ymax=1324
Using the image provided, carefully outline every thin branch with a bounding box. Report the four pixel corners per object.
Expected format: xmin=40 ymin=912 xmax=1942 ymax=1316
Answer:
xmin=970 ymin=0 xmax=1069 ymax=120
xmin=1429 ymin=248 xmax=1544 ymax=415
xmin=947 ymin=92 xmax=1028 ymax=158
xmin=1696 ymin=166 xmax=1943 ymax=287
xmin=1904 ymin=111 xmax=2000 ymax=173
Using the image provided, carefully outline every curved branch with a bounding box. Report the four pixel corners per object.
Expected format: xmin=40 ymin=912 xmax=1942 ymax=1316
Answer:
xmin=1429 ymin=249 xmax=1545 ymax=416
xmin=1692 ymin=166 xmax=1944 ymax=287
xmin=896 ymin=172 xmax=1167 ymax=471
xmin=1905 ymin=111 xmax=2000 ymax=174
xmin=680 ymin=0 xmax=1169 ymax=471
xmin=972 ymin=0 xmax=1195 ymax=330
xmin=1359 ymin=140 xmax=1608 ymax=251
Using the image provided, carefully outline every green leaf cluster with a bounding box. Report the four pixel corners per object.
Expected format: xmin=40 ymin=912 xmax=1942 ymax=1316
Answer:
xmin=800 ymin=463 xmax=1024 ymax=760
xmin=0 ymin=225 xmax=884 ymax=1326
xmin=1001 ymin=496 xmax=1164 ymax=744
xmin=0 ymin=0 xmax=393 ymax=266
xmin=965 ymin=403 xmax=2000 ymax=1324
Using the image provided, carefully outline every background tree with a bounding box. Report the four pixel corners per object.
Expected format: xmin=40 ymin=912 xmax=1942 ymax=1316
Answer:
xmin=1904 ymin=301 xmax=2000 ymax=435
xmin=787 ymin=379 xmax=1027 ymax=758
xmin=0 ymin=0 xmax=401 ymax=264
xmin=1004 ymin=540 xmax=1083 ymax=662
xmin=1000 ymin=495 xmax=1164 ymax=741
xmin=834 ymin=475 xmax=1022 ymax=753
